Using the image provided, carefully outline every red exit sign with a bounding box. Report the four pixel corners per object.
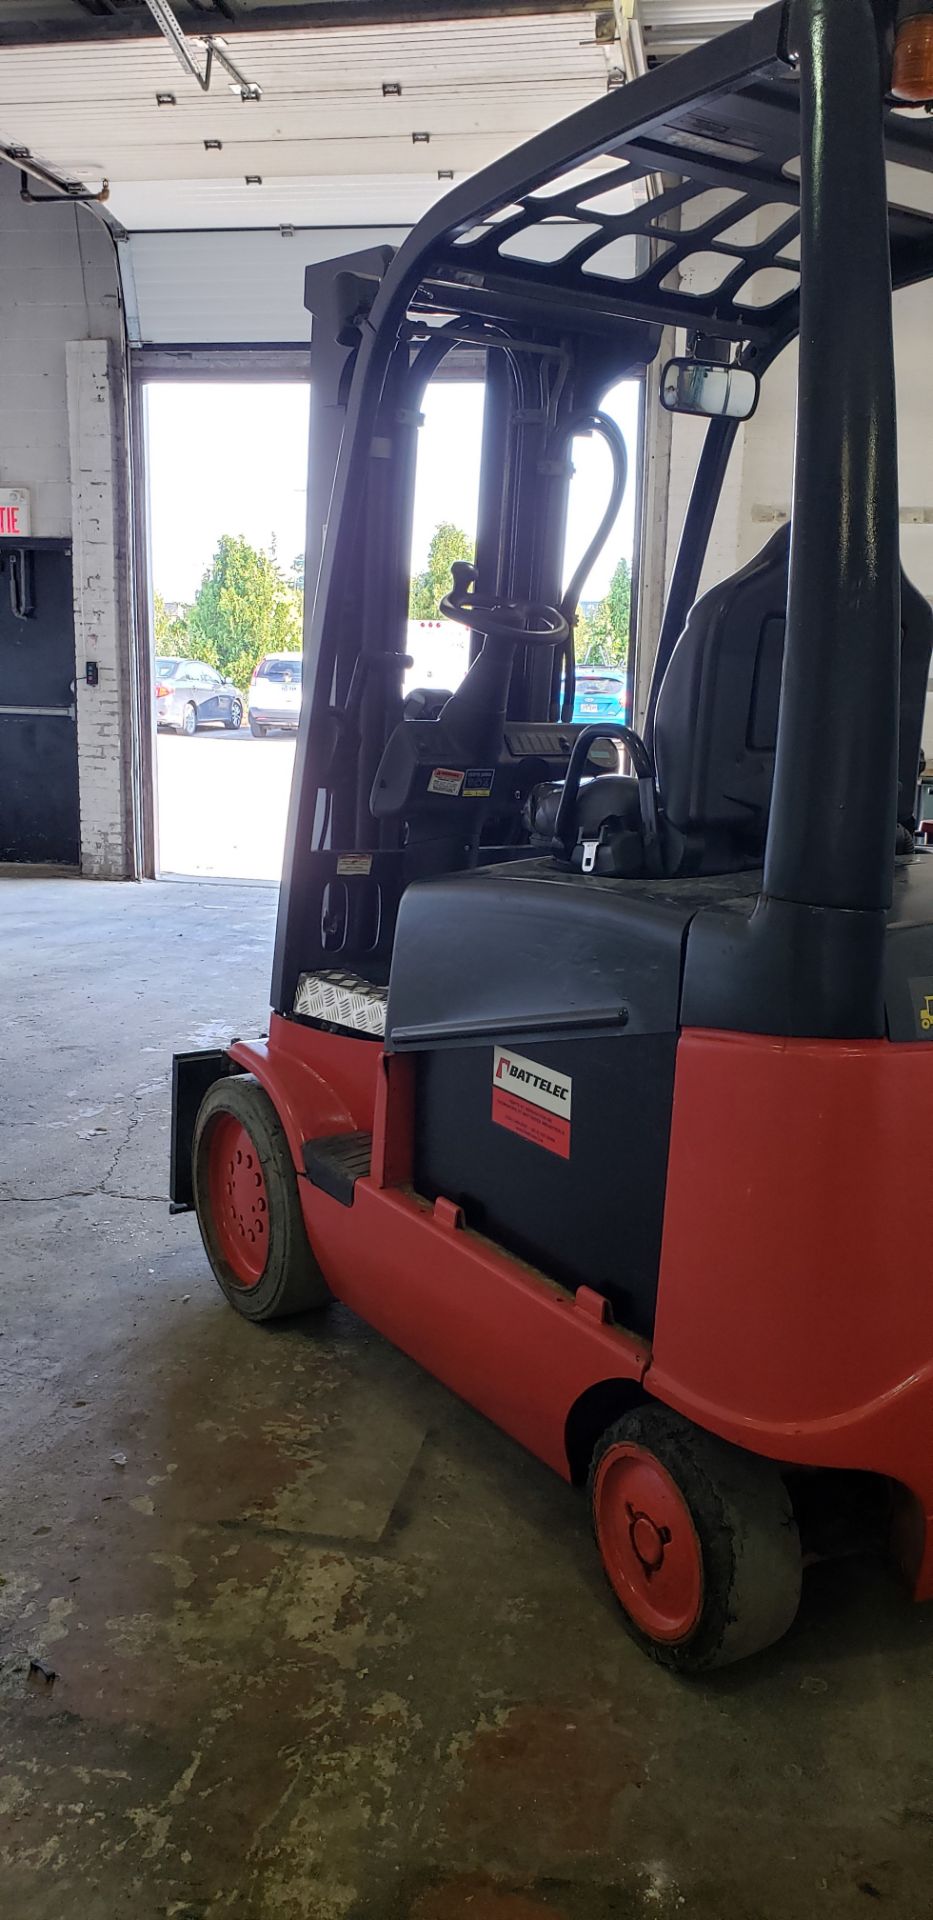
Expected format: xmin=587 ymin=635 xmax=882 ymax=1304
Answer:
xmin=0 ymin=489 xmax=31 ymax=537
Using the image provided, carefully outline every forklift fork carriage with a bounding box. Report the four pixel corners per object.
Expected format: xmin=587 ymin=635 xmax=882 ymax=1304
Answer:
xmin=172 ymin=0 xmax=933 ymax=1670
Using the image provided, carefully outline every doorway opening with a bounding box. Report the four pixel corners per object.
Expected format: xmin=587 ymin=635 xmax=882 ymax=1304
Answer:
xmin=142 ymin=367 xmax=642 ymax=882
xmin=143 ymin=378 xmax=310 ymax=882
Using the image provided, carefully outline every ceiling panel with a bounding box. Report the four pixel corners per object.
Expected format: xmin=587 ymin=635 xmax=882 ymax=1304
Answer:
xmin=0 ymin=6 xmax=772 ymax=230
xmin=0 ymin=13 xmax=615 ymax=226
xmin=109 ymin=171 xmax=443 ymax=228
xmin=642 ymin=0 xmax=762 ymax=57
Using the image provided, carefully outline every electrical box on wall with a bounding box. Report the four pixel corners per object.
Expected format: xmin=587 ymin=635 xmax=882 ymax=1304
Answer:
xmin=0 ymin=489 xmax=31 ymax=537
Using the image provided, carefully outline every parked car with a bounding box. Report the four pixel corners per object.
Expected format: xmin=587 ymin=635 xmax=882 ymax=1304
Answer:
xmin=572 ymin=665 xmax=628 ymax=725
xmin=249 ymin=652 xmax=302 ymax=735
xmin=155 ymin=657 xmax=243 ymax=735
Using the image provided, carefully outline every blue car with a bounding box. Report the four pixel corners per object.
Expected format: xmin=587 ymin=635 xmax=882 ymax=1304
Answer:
xmin=572 ymin=666 xmax=628 ymax=725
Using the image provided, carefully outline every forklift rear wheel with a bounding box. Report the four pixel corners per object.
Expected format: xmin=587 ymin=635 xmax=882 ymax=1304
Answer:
xmin=192 ymin=1074 xmax=330 ymax=1321
xmin=588 ymin=1405 xmax=801 ymax=1672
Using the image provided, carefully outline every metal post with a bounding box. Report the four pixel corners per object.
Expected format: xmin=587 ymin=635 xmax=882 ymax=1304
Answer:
xmin=764 ymin=0 xmax=900 ymax=914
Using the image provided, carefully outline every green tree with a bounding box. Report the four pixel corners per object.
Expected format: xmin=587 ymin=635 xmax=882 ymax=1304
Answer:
xmin=576 ymin=555 xmax=632 ymax=668
xmin=187 ymin=534 xmax=303 ymax=692
xmin=409 ymin=521 xmax=474 ymax=620
xmin=153 ymin=588 xmax=191 ymax=655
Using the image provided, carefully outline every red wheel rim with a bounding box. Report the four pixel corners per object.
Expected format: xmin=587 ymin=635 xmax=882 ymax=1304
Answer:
xmin=593 ymin=1442 xmax=703 ymax=1644
xmin=207 ymin=1113 xmax=270 ymax=1288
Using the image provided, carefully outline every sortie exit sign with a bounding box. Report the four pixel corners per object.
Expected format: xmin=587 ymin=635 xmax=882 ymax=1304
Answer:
xmin=0 ymin=489 xmax=31 ymax=536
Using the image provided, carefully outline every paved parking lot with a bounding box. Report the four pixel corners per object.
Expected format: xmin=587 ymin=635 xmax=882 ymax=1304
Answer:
xmin=157 ymin=728 xmax=296 ymax=880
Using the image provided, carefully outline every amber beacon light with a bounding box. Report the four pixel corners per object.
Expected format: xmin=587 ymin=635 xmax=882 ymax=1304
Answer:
xmin=892 ymin=7 xmax=933 ymax=102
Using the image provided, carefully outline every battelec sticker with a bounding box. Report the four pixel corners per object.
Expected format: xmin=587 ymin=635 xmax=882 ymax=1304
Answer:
xmin=491 ymin=1045 xmax=572 ymax=1159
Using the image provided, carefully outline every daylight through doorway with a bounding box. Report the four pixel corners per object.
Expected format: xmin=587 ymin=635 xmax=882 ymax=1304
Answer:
xmin=146 ymin=380 xmax=310 ymax=882
xmin=145 ymin=373 xmax=640 ymax=880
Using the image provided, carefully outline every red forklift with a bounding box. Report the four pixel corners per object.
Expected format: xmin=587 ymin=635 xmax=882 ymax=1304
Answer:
xmin=171 ymin=0 xmax=933 ymax=1670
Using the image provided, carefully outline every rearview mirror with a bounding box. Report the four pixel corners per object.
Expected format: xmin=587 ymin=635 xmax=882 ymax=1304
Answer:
xmin=660 ymin=358 xmax=760 ymax=422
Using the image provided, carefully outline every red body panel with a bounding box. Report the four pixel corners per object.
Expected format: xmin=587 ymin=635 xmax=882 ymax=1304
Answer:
xmin=229 ymin=1026 xmax=648 ymax=1479
xmin=230 ymin=1015 xmax=381 ymax=1171
xmin=299 ymin=1179 xmax=649 ymax=1477
xmin=651 ymin=1030 xmax=933 ymax=1594
xmin=230 ymin=1016 xmax=933 ymax=1594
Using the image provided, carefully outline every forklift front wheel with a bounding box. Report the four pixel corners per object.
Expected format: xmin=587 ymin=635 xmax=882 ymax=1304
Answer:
xmin=589 ymin=1405 xmax=801 ymax=1673
xmin=192 ymin=1073 xmax=330 ymax=1322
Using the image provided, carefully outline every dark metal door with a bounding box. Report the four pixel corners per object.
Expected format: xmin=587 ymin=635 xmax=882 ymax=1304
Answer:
xmin=0 ymin=539 xmax=80 ymax=866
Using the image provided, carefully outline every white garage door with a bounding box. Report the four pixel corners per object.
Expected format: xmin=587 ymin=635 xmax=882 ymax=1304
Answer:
xmin=122 ymin=225 xmax=409 ymax=346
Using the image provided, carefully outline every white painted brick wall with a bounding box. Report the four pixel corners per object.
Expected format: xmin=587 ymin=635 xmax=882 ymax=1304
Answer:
xmin=67 ymin=340 xmax=133 ymax=879
xmin=0 ymin=166 xmax=134 ymax=877
xmin=0 ymin=167 xmax=123 ymax=535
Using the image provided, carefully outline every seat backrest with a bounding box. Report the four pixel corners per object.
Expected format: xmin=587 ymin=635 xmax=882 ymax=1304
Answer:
xmin=653 ymin=522 xmax=933 ymax=855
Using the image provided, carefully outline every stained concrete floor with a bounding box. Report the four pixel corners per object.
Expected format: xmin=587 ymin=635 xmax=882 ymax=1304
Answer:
xmin=2 ymin=876 xmax=933 ymax=1920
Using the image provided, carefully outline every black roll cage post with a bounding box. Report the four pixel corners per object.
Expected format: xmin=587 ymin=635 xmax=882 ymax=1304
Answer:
xmin=273 ymin=0 xmax=933 ymax=1029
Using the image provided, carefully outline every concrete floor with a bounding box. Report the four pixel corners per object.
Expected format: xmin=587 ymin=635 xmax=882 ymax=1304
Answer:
xmin=3 ymin=877 xmax=933 ymax=1920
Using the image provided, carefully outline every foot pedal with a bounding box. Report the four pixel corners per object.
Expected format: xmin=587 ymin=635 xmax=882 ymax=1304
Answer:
xmin=302 ymin=1132 xmax=372 ymax=1206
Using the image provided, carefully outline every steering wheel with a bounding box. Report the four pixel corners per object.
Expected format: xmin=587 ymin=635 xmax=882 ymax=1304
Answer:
xmin=440 ymin=562 xmax=570 ymax=648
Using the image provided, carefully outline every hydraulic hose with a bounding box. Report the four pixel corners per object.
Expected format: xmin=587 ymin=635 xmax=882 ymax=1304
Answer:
xmin=553 ymin=410 xmax=629 ymax=723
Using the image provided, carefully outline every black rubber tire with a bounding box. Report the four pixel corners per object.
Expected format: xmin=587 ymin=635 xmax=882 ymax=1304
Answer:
xmin=588 ymin=1404 xmax=802 ymax=1673
xmin=181 ymin=701 xmax=197 ymax=737
xmin=192 ymin=1073 xmax=330 ymax=1322
xmin=226 ymin=698 xmax=243 ymax=730
xmin=249 ymin=715 xmax=267 ymax=737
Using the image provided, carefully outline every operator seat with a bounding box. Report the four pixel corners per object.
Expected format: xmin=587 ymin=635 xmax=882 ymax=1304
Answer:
xmin=555 ymin=523 xmax=933 ymax=877
xmin=652 ymin=524 xmax=791 ymax=868
xmin=653 ymin=520 xmax=932 ymax=859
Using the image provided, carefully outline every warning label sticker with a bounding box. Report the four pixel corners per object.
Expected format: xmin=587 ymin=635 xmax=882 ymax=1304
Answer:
xmin=491 ymin=1046 xmax=572 ymax=1160
xmin=428 ymin=766 xmax=465 ymax=796
xmin=336 ymin=852 xmax=373 ymax=876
